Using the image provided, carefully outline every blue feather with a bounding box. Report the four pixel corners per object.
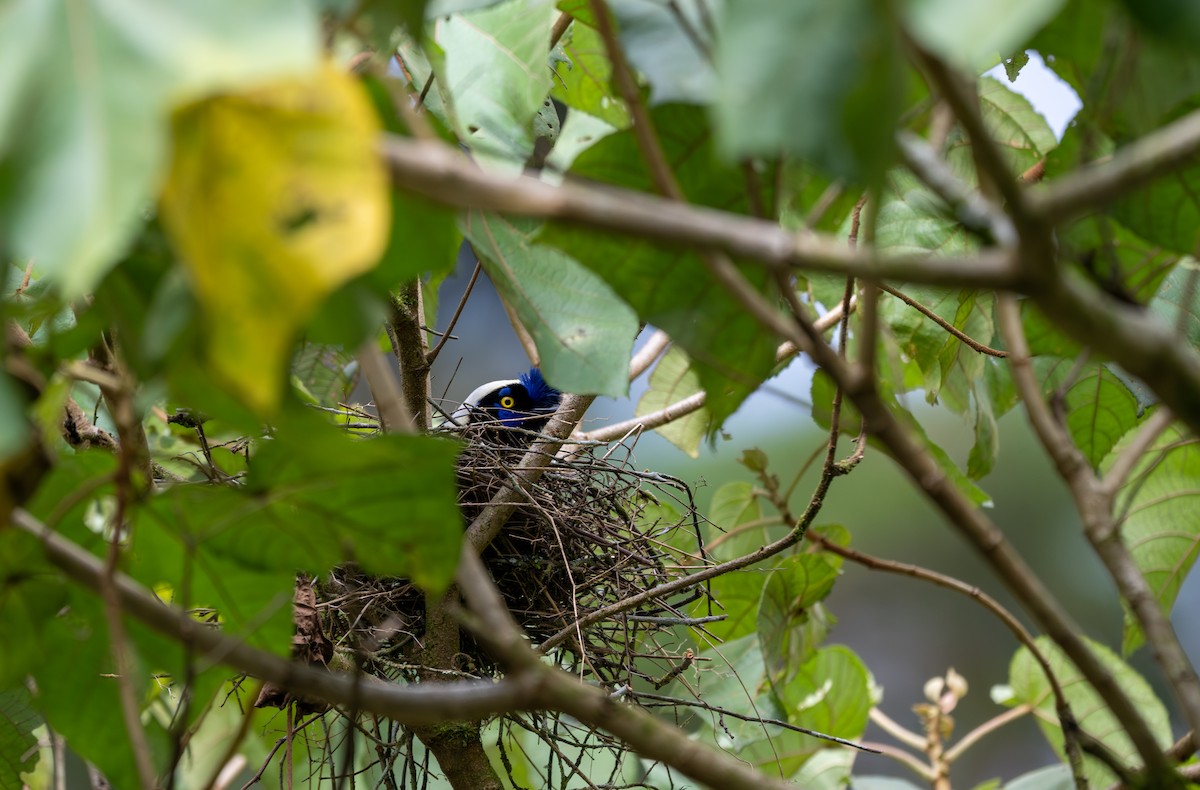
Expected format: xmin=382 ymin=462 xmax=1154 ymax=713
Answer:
xmin=519 ymin=368 xmax=560 ymax=410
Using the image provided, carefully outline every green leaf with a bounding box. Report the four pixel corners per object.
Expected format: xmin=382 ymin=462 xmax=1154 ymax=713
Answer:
xmin=1032 ymin=358 xmax=1141 ymax=469
xmin=758 ymin=554 xmax=841 ymax=675
xmin=1110 ymin=424 xmax=1200 ymax=653
xmin=812 ymin=371 xmax=993 ymax=506
xmin=433 ymin=0 xmax=556 ymax=166
xmin=606 ymin=0 xmax=716 ymax=106
xmin=1009 ymin=635 xmax=1172 ymax=787
xmin=1004 ymin=765 xmax=1073 ymax=790
xmin=31 ymin=590 xmax=171 ymax=790
xmin=875 ymin=169 xmax=978 ymax=257
xmin=975 ymin=76 xmax=1059 ymax=171
xmin=1119 ymin=0 xmax=1200 ymax=47
xmin=1114 ymin=170 xmax=1200 ymax=255
xmin=0 ymin=687 xmax=39 ymax=790
xmin=550 ymin=22 xmax=630 ymax=128
xmin=1145 ymin=259 xmax=1200 ymax=346
xmin=0 ymin=531 xmax=67 ymax=687
xmin=672 ymin=635 xmax=869 ymax=776
xmin=541 ymin=104 xmax=780 ymax=426
xmin=692 ymin=481 xmax=769 ymax=643
xmin=705 ymin=481 xmax=765 ymax=562
xmin=0 ymin=374 xmax=27 ymax=462
xmin=362 ymin=75 xmax=461 ymax=291
xmin=1055 ymin=217 xmax=1180 ymax=306
xmin=905 ymin=0 xmax=1066 ymax=70
xmin=780 ymin=162 xmax=862 ymax=234
xmin=1035 ymin=2 xmax=1200 ymax=140
xmin=771 ymin=645 xmax=872 ymax=757
xmin=292 ymin=343 xmax=360 ymax=407
xmin=715 ymin=0 xmax=903 ymax=183
xmin=635 ymin=347 xmax=710 ymax=457
xmin=0 ymin=0 xmax=318 ymax=300
xmin=130 ymin=414 xmax=463 ymax=654
xmin=791 ymin=750 xmax=856 ymax=790
xmin=462 ymin=212 xmax=637 ymax=397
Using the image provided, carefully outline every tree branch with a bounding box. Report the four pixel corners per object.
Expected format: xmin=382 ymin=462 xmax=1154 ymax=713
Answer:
xmin=999 ymin=295 xmax=1200 ymax=763
xmin=12 ymin=508 xmax=542 ymax=726
xmin=1032 ymin=107 xmax=1200 ymax=225
xmin=379 ymin=136 xmax=1020 ymax=289
xmin=453 ymin=548 xmax=804 ymax=790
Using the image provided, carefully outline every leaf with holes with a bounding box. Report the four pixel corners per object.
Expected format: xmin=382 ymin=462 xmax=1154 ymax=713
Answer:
xmin=906 ymin=0 xmax=1066 ymax=70
xmin=161 ymin=63 xmax=389 ymax=415
xmin=433 ymin=0 xmax=556 ymax=166
xmin=1009 ymin=635 xmax=1172 ymax=787
xmin=550 ymin=21 xmax=630 ymax=128
xmin=463 ymin=212 xmax=636 ymax=398
xmin=1109 ymin=423 xmax=1200 ymax=653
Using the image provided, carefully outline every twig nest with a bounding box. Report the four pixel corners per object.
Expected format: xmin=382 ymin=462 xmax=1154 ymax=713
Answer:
xmin=314 ymin=421 xmax=707 ymax=687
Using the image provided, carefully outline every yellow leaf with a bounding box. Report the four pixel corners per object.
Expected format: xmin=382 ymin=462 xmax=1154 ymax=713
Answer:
xmin=161 ymin=62 xmax=388 ymax=414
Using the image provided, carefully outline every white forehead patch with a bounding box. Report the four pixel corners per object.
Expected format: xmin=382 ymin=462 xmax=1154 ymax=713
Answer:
xmin=449 ymin=378 xmax=521 ymax=426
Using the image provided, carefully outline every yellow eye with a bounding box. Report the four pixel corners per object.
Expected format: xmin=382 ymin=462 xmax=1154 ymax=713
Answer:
xmin=499 ymin=395 xmax=516 ymax=409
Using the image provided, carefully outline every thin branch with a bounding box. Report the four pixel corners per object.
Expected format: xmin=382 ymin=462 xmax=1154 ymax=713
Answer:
xmin=463 ymin=393 xmax=596 ymax=552
xmin=869 ymin=707 xmax=928 ymax=752
xmin=896 ymin=131 xmax=1015 ymax=245
xmin=427 ymin=262 xmax=481 ymax=366
xmin=630 ymin=690 xmax=877 ymax=752
xmin=765 ymin=261 xmax=1144 ymax=783
xmin=943 ymin=704 xmax=1031 ymax=763
xmin=588 ymin=0 xmax=678 ymax=201
xmin=540 ymin=359 xmax=855 ymax=653
xmin=573 ymin=304 xmax=847 ymax=444
xmin=998 ymin=294 xmax=1198 ymax=781
xmin=549 ymin=11 xmax=572 ymax=47
xmin=576 ymin=391 xmax=705 ymax=444
xmin=812 ymin=542 xmax=1089 ymax=776
xmin=912 ymin=45 xmax=1032 ymax=228
xmin=880 ymin=284 xmax=1009 ymax=357
xmin=857 ymin=739 xmax=935 ymax=780
xmin=628 ymin=329 xmax=670 ymax=381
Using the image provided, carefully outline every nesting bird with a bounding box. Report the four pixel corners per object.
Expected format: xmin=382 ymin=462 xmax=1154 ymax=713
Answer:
xmin=450 ymin=368 xmax=561 ymax=441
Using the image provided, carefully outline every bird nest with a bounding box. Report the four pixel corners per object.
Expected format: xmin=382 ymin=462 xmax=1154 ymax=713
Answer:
xmin=309 ymin=422 xmax=709 ymax=687
xmin=244 ymin=415 xmax=722 ymax=785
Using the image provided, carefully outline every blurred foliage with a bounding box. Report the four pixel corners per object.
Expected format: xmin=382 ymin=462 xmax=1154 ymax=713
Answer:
xmin=3 ymin=0 xmax=1200 ymax=788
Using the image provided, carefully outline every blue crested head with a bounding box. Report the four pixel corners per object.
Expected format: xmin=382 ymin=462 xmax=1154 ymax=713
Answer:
xmin=451 ymin=367 xmax=562 ymax=440
xmin=519 ymin=368 xmax=560 ymax=411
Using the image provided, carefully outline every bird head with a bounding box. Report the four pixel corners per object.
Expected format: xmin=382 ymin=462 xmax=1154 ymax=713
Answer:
xmin=450 ymin=368 xmax=562 ymax=437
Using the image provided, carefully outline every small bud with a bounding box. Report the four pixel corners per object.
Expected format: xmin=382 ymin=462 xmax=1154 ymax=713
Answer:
xmin=739 ymin=448 xmax=769 ymax=473
xmin=945 ymin=668 xmax=969 ymax=700
xmin=923 ymin=675 xmax=945 ymax=704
